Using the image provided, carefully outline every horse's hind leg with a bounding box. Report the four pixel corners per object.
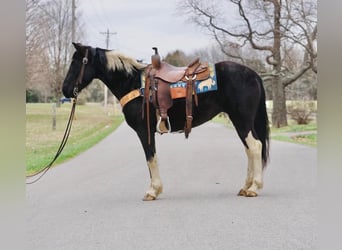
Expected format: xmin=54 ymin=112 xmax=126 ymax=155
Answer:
xmin=238 ymin=131 xmax=263 ymax=197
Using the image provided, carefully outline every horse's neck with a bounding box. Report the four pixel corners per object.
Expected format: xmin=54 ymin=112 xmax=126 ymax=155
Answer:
xmin=99 ymin=69 xmax=141 ymax=100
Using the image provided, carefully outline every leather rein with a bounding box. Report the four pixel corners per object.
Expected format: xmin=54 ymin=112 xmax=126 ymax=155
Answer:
xmin=26 ymin=49 xmax=89 ymax=184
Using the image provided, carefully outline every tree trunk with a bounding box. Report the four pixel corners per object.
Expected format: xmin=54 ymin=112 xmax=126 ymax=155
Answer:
xmin=271 ymin=76 xmax=287 ymax=128
xmin=271 ymin=0 xmax=288 ymax=128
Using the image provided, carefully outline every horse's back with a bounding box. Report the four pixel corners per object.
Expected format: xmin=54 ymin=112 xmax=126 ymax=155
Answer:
xmin=214 ymin=61 xmax=264 ymax=105
xmin=215 ymin=61 xmax=262 ymax=88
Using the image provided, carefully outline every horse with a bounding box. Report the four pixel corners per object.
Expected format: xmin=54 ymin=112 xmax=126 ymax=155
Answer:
xmin=62 ymin=43 xmax=270 ymax=201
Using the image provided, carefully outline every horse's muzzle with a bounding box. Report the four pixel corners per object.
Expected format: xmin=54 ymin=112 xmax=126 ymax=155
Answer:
xmin=62 ymin=84 xmax=75 ymax=98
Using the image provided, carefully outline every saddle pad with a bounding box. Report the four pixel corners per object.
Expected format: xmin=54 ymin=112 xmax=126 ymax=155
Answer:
xmin=169 ymin=63 xmax=217 ymax=99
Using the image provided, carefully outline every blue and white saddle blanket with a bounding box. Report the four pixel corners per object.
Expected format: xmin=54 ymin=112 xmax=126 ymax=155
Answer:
xmin=169 ymin=63 xmax=217 ymax=97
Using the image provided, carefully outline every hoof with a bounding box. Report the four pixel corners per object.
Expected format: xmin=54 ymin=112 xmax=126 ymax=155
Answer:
xmin=238 ymin=189 xmax=247 ymax=196
xmin=246 ymin=190 xmax=258 ymax=197
xmin=142 ymin=193 xmax=156 ymax=201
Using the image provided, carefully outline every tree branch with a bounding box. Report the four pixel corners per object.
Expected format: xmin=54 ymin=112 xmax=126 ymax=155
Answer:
xmin=232 ymin=0 xmax=274 ymax=52
xmin=213 ymin=31 xmax=245 ymax=62
xmin=282 ymin=63 xmax=312 ymax=87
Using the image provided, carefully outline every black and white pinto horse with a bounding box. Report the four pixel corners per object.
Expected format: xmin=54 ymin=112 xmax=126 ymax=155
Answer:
xmin=63 ymin=43 xmax=270 ymax=200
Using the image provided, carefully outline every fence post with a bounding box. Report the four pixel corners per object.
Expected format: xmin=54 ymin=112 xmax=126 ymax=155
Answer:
xmin=52 ymin=103 xmax=56 ymax=130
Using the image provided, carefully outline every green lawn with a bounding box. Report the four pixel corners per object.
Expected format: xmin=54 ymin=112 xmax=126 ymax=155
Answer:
xmin=211 ymin=113 xmax=317 ymax=147
xmin=270 ymin=133 xmax=317 ymax=147
xmin=270 ymin=122 xmax=317 ymax=133
xmin=271 ymin=121 xmax=317 ymax=147
xmin=26 ymin=103 xmax=124 ymax=174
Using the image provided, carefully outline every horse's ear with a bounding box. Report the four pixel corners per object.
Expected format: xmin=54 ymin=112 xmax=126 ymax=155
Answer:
xmin=72 ymin=42 xmax=83 ymax=51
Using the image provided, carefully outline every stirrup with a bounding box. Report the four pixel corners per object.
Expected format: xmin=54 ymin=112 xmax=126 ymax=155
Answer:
xmin=156 ymin=116 xmax=171 ymax=134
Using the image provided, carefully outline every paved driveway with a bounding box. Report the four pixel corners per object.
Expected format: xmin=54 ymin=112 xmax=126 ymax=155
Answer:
xmin=27 ymin=122 xmax=317 ymax=250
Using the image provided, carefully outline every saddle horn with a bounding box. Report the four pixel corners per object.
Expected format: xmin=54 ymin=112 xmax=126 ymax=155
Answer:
xmin=151 ymin=47 xmax=161 ymax=69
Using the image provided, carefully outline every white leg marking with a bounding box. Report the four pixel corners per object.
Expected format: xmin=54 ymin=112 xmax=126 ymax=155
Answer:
xmin=242 ymin=149 xmax=254 ymax=191
xmin=241 ymin=131 xmax=263 ymax=196
xmin=144 ymin=155 xmax=163 ymax=200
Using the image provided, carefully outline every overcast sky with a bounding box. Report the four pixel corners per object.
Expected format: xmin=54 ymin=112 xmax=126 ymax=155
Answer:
xmin=78 ymin=0 xmax=214 ymax=62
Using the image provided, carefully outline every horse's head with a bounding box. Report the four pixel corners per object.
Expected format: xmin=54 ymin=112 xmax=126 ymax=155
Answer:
xmin=62 ymin=43 xmax=98 ymax=98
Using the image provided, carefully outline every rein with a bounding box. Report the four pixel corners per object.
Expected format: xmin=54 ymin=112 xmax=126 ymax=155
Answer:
xmin=26 ymin=49 xmax=89 ymax=184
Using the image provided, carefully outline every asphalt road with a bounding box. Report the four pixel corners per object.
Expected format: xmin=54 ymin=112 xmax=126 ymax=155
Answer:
xmin=26 ymin=121 xmax=317 ymax=250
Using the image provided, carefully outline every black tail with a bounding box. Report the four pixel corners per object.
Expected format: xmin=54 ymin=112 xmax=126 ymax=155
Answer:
xmin=255 ymin=78 xmax=270 ymax=168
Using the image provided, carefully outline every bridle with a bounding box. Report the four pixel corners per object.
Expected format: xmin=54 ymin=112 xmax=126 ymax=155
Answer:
xmin=73 ymin=48 xmax=89 ymax=97
xmin=26 ymin=49 xmax=89 ymax=184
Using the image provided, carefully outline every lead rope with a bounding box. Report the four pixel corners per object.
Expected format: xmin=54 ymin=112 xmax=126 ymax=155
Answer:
xmin=26 ymin=98 xmax=77 ymax=184
xmin=26 ymin=49 xmax=89 ymax=184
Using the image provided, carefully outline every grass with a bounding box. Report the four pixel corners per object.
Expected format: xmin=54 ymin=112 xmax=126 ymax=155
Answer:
xmin=294 ymin=134 xmax=317 ymax=146
xmin=271 ymin=134 xmax=317 ymax=146
xmin=26 ymin=103 xmax=124 ymax=174
xmin=271 ymin=120 xmax=317 ymax=147
xmin=271 ymin=133 xmax=317 ymax=147
xmin=211 ymin=113 xmax=317 ymax=147
xmin=270 ymin=122 xmax=317 ymax=133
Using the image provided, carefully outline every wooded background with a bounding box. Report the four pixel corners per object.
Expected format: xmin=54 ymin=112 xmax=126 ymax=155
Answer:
xmin=26 ymin=0 xmax=317 ymax=128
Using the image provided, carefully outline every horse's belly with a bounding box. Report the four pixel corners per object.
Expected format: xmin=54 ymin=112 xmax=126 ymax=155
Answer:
xmin=167 ymin=93 xmax=222 ymax=132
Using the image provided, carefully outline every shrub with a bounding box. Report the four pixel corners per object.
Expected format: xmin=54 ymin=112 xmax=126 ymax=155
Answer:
xmin=287 ymin=101 xmax=316 ymax=125
xmin=26 ymin=89 xmax=41 ymax=103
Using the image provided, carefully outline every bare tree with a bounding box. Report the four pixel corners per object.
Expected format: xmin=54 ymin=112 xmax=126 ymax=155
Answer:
xmin=43 ymin=0 xmax=74 ymax=103
xmin=26 ymin=0 xmax=53 ymax=102
xmin=190 ymin=44 xmax=232 ymax=63
xmin=179 ymin=0 xmax=317 ymax=127
xmin=26 ymin=0 xmax=84 ymax=103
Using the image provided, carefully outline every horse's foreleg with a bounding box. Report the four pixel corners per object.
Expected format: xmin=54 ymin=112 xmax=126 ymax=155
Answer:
xmin=238 ymin=131 xmax=263 ymax=197
xmin=143 ymin=154 xmax=163 ymax=201
xmin=137 ymin=128 xmax=163 ymax=201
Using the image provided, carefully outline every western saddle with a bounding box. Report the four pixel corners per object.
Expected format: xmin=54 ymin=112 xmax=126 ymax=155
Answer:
xmin=144 ymin=47 xmax=210 ymax=142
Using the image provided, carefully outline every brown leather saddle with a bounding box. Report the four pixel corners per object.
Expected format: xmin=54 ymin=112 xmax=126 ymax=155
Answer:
xmin=144 ymin=47 xmax=210 ymax=139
